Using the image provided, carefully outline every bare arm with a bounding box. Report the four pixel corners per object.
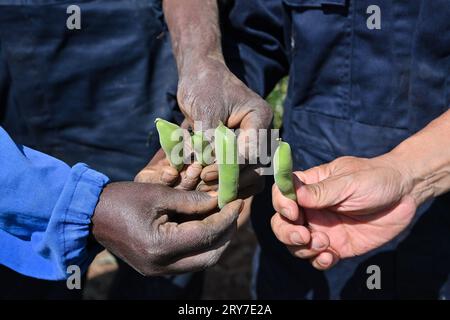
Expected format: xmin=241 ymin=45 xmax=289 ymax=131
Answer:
xmin=162 ymin=0 xmax=272 ymax=135
xmin=163 ymin=0 xmax=224 ymax=72
xmin=389 ymin=109 xmax=450 ymax=205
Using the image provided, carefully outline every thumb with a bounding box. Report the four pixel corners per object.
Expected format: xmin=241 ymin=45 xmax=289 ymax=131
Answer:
xmin=166 ymin=189 xmax=218 ymax=215
xmin=235 ymin=102 xmax=273 ymax=162
xmin=296 ymin=176 xmax=350 ymax=210
xmin=219 ymin=199 xmax=245 ymax=223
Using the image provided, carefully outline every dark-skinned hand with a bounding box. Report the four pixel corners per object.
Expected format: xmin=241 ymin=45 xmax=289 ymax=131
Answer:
xmin=178 ymin=58 xmax=273 ymax=160
xmin=92 ymin=182 xmax=243 ymax=276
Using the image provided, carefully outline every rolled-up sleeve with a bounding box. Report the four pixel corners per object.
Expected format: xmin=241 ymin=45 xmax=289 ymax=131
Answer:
xmin=0 ymin=127 xmax=109 ymax=280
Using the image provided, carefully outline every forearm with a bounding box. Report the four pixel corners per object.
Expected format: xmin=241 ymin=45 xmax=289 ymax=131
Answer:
xmin=162 ymin=0 xmax=273 ymax=134
xmin=163 ymin=0 xmax=225 ymax=75
xmin=0 ymin=127 xmax=108 ymax=280
xmin=387 ymin=109 xmax=450 ymax=205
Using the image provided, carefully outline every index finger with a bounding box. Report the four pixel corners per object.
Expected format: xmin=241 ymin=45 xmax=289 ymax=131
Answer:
xmin=164 ymin=189 xmax=218 ymax=215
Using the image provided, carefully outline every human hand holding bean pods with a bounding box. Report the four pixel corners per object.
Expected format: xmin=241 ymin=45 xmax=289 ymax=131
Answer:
xmin=271 ymin=156 xmax=418 ymax=270
xmin=196 ymin=122 xmax=265 ymax=214
xmin=92 ymin=182 xmax=244 ymax=276
xmin=273 ymin=140 xmax=297 ymax=201
xmin=215 ymin=122 xmax=239 ymax=208
xmin=177 ymin=60 xmax=273 ymax=160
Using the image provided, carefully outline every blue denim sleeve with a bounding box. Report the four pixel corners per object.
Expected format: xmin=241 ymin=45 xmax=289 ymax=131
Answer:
xmin=0 ymin=127 xmax=109 ymax=280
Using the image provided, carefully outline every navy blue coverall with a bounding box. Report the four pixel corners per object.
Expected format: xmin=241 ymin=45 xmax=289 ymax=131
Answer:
xmin=222 ymin=0 xmax=450 ymax=299
xmin=0 ymin=0 xmax=187 ymax=299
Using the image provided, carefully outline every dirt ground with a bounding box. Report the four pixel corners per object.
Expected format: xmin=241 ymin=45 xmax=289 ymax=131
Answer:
xmin=83 ymin=224 xmax=258 ymax=300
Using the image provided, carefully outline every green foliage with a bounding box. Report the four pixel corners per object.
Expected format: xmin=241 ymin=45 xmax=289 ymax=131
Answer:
xmin=266 ymin=77 xmax=288 ymax=129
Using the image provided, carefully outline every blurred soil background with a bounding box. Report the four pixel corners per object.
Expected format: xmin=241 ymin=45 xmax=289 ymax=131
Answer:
xmin=83 ymin=79 xmax=288 ymax=300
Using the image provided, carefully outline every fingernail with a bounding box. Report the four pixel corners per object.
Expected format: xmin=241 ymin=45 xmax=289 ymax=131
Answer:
xmin=318 ymin=254 xmax=332 ymax=266
xmin=280 ymin=208 xmax=292 ymax=220
xmin=290 ymin=232 xmax=304 ymax=245
xmin=204 ymin=172 xmax=216 ymax=181
xmin=312 ymin=236 xmax=326 ymax=250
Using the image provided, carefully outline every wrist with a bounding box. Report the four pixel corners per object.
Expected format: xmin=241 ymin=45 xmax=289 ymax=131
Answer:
xmin=91 ymin=182 xmax=120 ymax=243
xmin=164 ymin=0 xmax=225 ymax=77
xmin=382 ymin=138 xmax=436 ymax=206
xmin=178 ymin=52 xmax=227 ymax=80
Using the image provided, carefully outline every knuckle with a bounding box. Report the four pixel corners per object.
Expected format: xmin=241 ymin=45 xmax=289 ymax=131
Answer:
xmin=259 ymin=104 xmax=273 ymax=127
xmin=256 ymin=99 xmax=272 ymax=115
xmin=184 ymin=192 xmax=204 ymax=213
xmin=134 ymin=170 xmax=154 ymax=183
xmin=264 ymin=103 xmax=274 ymax=117
xmin=309 ymin=182 xmax=325 ymax=204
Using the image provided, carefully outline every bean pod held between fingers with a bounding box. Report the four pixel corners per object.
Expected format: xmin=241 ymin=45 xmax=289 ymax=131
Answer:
xmin=274 ymin=139 xmax=297 ymax=201
xmin=215 ymin=122 xmax=239 ymax=209
xmin=155 ymin=118 xmax=184 ymax=171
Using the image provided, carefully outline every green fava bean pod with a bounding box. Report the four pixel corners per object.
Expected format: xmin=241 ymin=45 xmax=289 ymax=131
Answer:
xmin=191 ymin=131 xmax=213 ymax=166
xmin=155 ymin=118 xmax=184 ymax=171
xmin=215 ymin=122 xmax=239 ymax=209
xmin=273 ymin=139 xmax=297 ymax=201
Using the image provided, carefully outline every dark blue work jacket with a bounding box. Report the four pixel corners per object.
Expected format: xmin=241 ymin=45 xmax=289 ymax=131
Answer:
xmin=0 ymin=0 xmax=177 ymax=182
xmin=0 ymin=0 xmax=178 ymax=281
xmin=222 ymin=0 xmax=450 ymax=299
